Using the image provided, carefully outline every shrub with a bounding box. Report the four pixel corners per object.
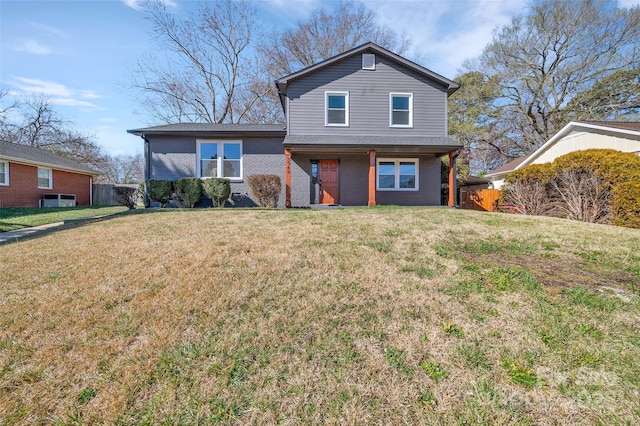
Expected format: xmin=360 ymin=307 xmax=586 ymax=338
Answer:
xmin=552 ymin=149 xmax=640 ymax=228
xmin=247 ymin=174 xmax=281 ymax=208
xmin=115 ymin=186 xmax=138 ymax=210
xmin=174 ymin=178 xmax=202 ymax=208
xmin=502 ymin=149 xmax=640 ymax=228
xmin=146 ymin=179 xmax=173 ymax=207
xmin=549 ymin=169 xmax=611 ymax=224
xmin=203 ymin=178 xmax=231 ymax=207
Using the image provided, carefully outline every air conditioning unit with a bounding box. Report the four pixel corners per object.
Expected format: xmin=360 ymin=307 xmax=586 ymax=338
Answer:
xmin=41 ymin=193 xmax=76 ymax=207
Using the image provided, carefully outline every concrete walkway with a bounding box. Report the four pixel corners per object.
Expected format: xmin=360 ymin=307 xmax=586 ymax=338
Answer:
xmin=0 ymin=222 xmax=65 ymax=245
xmin=0 ymin=212 xmax=126 ymax=245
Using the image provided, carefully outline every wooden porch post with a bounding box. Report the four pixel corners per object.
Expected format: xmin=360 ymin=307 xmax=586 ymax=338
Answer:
xmin=368 ymin=149 xmax=376 ymax=207
xmin=448 ymin=150 xmax=456 ymax=207
xmin=285 ymin=148 xmax=292 ymax=208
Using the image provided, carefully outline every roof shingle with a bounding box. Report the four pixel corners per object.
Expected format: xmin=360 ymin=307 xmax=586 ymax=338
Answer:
xmin=0 ymin=140 xmax=99 ymax=175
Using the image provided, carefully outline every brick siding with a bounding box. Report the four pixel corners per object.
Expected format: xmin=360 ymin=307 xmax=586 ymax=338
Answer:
xmin=0 ymin=162 xmax=92 ymax=207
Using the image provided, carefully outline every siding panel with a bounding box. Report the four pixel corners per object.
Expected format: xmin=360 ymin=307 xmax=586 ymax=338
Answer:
xmin=287 ymin=54 xmax=448 ymax=137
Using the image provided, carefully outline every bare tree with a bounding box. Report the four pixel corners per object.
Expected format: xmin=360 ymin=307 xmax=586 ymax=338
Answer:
xmin=131 ymin=0 xmax=260 ymax=124
xmin=549 ymin=170 xmax=612 ymax=224
xmin=465 ymin=0 xmax=640 ymax=156
xmin=258 ymin=1 xmax=410 ymax=79
xmin=501 ymin=179 xmax=551 ymax=216
xmin=0 ymin=93 xmax=113 ymax=179
xmin=103 ymin=154 xmax=145 ymax=184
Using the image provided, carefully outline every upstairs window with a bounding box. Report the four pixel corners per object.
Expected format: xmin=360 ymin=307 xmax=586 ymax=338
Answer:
xmin=377 ymin=158 xmax=418 ymax=191
xmin=390 ymin=93 xmax=413 ymax=127
xmin=197 ymin=141 xmax=242 ymax=180
xmin=38 ymin=167 xmax=52 ymax=189
xmin=326 ymin=92 xmax=349 ymax=126
xmin=0 ymin=161 xmax=7 ymax=185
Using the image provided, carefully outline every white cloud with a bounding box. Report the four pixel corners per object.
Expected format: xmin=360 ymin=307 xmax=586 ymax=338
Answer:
xmin=11 ymin=77 xmax=72 ymax=97
xmin=49 ymin=98 xmax=99 ymax=109
xmin=617 ymin=0 xmax=640 ymax=8
xmin=9 ymin=77 xmax=101 ymax=109
xmin=13 ymin=40 xmax=53 ymax=55
xmin=122 ymin=0 xmax=178 ymax=12
xmin=363 ymin=0 xmax=528 ymax=76
xmin=80 ymin=90 xmax=103 ymax=99
xmin=28 ymin=21 xmax=66 ymax=37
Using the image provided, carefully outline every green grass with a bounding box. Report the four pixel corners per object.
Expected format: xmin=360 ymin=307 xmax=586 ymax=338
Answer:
xmin=1 ymin=207 xmax=639 ymax=424
xmin=0 ymin=206 xmax=128 ymax=232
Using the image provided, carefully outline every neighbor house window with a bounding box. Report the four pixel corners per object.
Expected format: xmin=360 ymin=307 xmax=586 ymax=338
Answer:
xmin=390 ymin=93 xmax=413 ymax=127
xmin=0 ymin=161 xmax=8 ymax=185
xmin=197 ymin=140 xmax=242 ymax=180
xmin=376 ymin=159 xmax=418 ymax=191
xmin=38 ymin=167 xmax=52 ymax=189
xmin=326 ymin=91 xmax=349 ymax=126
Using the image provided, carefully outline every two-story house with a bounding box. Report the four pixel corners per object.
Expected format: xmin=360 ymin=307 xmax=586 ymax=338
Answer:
xmin=128 ymin=42 xmax=461 ymax=207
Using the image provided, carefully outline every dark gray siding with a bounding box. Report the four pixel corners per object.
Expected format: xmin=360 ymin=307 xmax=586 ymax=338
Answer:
xmin=290 ymin=153 xmax=442 ymax=207
xmin=148 ymin=135 xmax=286 ymax=207
xmin=286 ymin=54 xmax=448 ymax=137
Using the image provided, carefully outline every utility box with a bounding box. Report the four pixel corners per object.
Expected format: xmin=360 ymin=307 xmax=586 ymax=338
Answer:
xmin=41 ymin=193 xmax=76 ymax=207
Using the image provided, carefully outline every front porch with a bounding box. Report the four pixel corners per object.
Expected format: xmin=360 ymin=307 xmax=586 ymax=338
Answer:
xmin=282 ymin=140 xmax=459 ymax=208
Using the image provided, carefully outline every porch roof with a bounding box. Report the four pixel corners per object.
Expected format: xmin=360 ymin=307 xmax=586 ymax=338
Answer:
xmin=283 ymin=135 xmax=461 ymax=155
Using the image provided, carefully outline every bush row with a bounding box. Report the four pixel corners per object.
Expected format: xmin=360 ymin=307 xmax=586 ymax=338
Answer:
xmin=145 ymin=174 xmax=282 ymax=208
xmin=501 ymin=149 xmax=640 ymax=228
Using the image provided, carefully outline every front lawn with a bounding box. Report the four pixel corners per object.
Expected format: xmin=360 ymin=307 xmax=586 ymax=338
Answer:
xmin=0 ymin=206 xmax=128 ymax=232
xmin=0 ymin=208 xmax=639 ymax=424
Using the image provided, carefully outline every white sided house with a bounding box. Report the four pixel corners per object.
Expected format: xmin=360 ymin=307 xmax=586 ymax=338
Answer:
xmin=486 ymin=121 xmax=640 ymax=189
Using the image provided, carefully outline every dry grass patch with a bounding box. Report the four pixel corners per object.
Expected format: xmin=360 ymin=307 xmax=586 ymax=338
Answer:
xmin=1 ymin=207 xmax=639 ymax=424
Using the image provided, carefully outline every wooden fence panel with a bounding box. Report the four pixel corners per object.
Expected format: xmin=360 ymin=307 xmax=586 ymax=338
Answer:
xmin=460 ymin=189 xmax=501 ymax=212
xmin=93 ymin=184 xmax=140 ymax=206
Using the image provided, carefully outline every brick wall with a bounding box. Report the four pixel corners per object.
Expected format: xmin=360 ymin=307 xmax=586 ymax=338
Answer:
xmin=0 ymin=162 xmax=92 ymax=207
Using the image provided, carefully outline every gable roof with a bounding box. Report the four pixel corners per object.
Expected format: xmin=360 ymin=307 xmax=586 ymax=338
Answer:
xmin=485 ymin=121 xmax=640 ymax=178
xmin=0 ymin=140 xmax=99 ymax=175
xmin=484 ymin=155 xmax=529 ymax=178
xmin=275 ymin=42 xmax=460 ymax=99
xmin=127 ymin=123 xmax=286 ymax=137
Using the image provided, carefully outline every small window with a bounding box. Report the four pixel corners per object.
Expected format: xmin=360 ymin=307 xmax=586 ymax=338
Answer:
xmin=362 ymin=53 xmax=375 ymax=70
xmin=38 ymin=167 xmax=52 ymax=189
xmin=376 ymin=158 xmax=418 ymax=191
xmin=326 ymin=92 xmax=349 ymax=126
xmin=390 ymin=93 xmax=413 ymax=127
xmin=0 ymin=161 xmax=8 ymax=185
xmin=197 ymin=140 xmax=243 ymax=180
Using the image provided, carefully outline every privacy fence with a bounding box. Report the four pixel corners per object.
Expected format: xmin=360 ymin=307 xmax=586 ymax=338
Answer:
xmin=93 ymin=184 xmax=141 ymax=206
xmin=460 ymin=189 xmax=500 ymax=212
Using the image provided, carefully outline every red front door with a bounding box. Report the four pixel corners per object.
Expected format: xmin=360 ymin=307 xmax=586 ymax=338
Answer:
xmin=319 ymin=159 xmax=339 ymax=204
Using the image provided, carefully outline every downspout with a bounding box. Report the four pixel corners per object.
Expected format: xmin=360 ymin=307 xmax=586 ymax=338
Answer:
xmin=142 ymin=134 xmax=151 ymax=208
xmin=453 ymin=150 xmax=460 ymax=208
xmin=448 ymin=150 xmax=460 ymax=208
xmin=89 ymin=176 xmax=93 ymax=206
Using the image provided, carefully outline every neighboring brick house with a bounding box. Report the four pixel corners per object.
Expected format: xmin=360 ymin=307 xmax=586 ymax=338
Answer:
xmin=0 ymin=140 xmax=99 ymax=207
xmin=128 ymin=42 xmax=461 ymax=207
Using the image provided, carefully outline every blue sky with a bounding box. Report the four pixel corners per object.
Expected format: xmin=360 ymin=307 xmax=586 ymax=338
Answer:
xmin=1 ymin=0 xmax=638 ymax=157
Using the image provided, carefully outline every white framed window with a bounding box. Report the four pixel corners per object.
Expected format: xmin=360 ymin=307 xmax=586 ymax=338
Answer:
xmin=325 ymin=91 xmax=349 ymax=126
xmin=376 ymin=158 xmax=419 ymax=191
xmin=197 ymin=140 xmax=243 ymax=180
xmin=38 ymin=167 xmax=52 ymax=189
xmin=362 ymin=53 xmax=375 ymax=70
xmin=0 ymin=161 xmax=8 ymax=185
xmin=390 ymin=93 xmax=413 ymax=127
